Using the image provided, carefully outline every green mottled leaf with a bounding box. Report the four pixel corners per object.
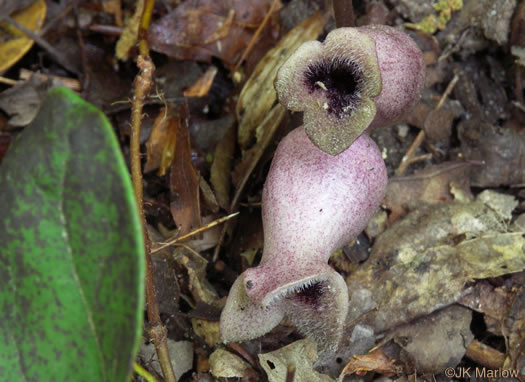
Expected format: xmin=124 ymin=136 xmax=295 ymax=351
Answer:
xmin=0 ymin=88 xmax=145 ymax=381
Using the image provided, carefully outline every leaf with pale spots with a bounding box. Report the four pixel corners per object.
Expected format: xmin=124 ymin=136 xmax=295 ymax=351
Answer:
xmin=0 ymin=88 xmax=145 ymax=381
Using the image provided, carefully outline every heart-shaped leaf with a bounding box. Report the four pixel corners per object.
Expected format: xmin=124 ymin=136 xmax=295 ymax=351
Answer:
xmin=0 ymin=88 xmax=145 ymax=381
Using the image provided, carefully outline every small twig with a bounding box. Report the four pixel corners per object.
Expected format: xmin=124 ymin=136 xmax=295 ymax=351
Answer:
xmin=396 ymin=74 xmax=459 ymax=176
xmin=131 ymin=56 xmax=178 ymax=382
xmin=19 ymin=69 xmax=81 ymax=91
xmin=344 ymin=307 xmax=378 ymax=329
xmin=333 ymin=0 xmax=355 ymax=28
xmin=465 ymin=339 xmax=505 ymax=370
xmin=151 ymin=212 xmax=239 ymax=254
xmin=0 ymin=76 xmax=18 ymax=86
xmin=131 ymin=1 xmax=177 ymax=380
xmin=114 ymin=0 xmax=124 ymax=27
xmin=513 ymin=100 xmax=525 ymax=112
xmin=40 ymin=3 xmax=73 ymax=36
xmin=395 ymin=130 xmax=426 ymax=176
xmin=133 ymin=362 xmax=159 ymax=382
xmin=227 ymin=343 xmax=258 ymax=368
xmin=88 ymin=24 xmax=123 ymax=36
xmin=233 ymin=0 xmax=280 ymax=73
xmin=401 ymin=153 xmax=432 ymax=166
xmin=73 ymin=3 xmax=89 ymax=93
xmin=2 ymin=16 xmax=80 ymax=75
xmin=138 ymin=0 xmax=156 ymax=56
xmin=435 ymin=74 xmax=459 ymax=110
xmin=391 ymin=161 xmax=472 ymax=182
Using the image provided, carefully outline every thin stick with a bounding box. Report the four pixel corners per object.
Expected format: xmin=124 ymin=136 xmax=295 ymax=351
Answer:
xmin=344 ymin=307 xmax=378 ymax=329
xmin=333 ymin=0 xmax=355 ymax=28
xmin=465 ymin=339 xmax=505 ymax=370
xmin=0 ymin=76 xmax=18 ymax=86
xmin=233 ymin=0 xmax=280 ymax=72
xmin=40 ymin=3 xmax=73 ymax=36
xmin=395 ymin=130 xmax=426 ymax=176
xmin=19 ymin=69 xmax=81 ymax=91
xmin=2 ymin=16 xmax=80 ymax=75
xmin=435 ymin=74 xmax=459 ymax=110
xmin=227 ymin=343 xmax=258 ymax=367
xmin=73 ymin=4 xmax=89 ymax=92
xmin=151 ymin=212 xmax=239 ymax=254
xmin=396 ymin=74 xmax=459 ymax=176
xmin=138 ymin=0 xmax=156 ymax=56
xmin=133 ymin=362 xmax=159 ymax=382
xmin=131 ymin=1 xmax=177 ymax=380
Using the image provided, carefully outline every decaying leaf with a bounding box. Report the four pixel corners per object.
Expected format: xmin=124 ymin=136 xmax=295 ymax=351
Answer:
xmin=139 ymin=339 xmax=193 ymax=380
xmin=346 ymin=193 xmax=525 ymax=334
xmin=365 ymin=210 xmax=388 ymax=240
xmin=183 ymin=65 xmax=218 ymax=98
xmin=0 ymin=0 xmax=35 ymax=16
xmin=236 ymin=11 xmax=325 ymax=148
xmin=209 ymin=348 xmax=252 ymax=378
xmin=338 ymin=349 xmax=400 ymax=380
xmin=115 ymin=0 xmax=143 ymax=60
xmin=199 ymin=177 xmax=220 ymax=213
xmin=148 ymin=226 xmax=181 ymax=317
xmin=459 ymin=281 xmax=510 ymax=335
xmin=232 ymin=104 xmax=285 ymax=190
xmin=0 ymin=73 xmax=55 ymax=127
xmin=390 ymin=305 xmax=473 ymax=374
xmin=479 ymin=0 xmax=517 ymax=45
xmin=210 ymin=125 xmax=235 ymax=210
xmin=384 ymin=161 xmax=472 ymax=221
xmin=175 ymin=247 xmax=220 ymax=307
xmin=0 ymin=0 xmax=46 ymax=72
xmin=459 ymin=120 xmax=525 ymax=187
xmin=169 ymin=106 xmax=201 ymax=235
xmin=477 ymin=189 xmax=518 ymax=220
xmin=259 ymin=339 xmax=334 ymax=382
xmin=192 ymin=318 xmax=221 ymax=347
xmin=504 ymin=285 xmax=525 ymax=372
xmin=148 ymin=0 xmax=281 ymax=64
xmin=144 ymin=107 xmax=177 ymax=176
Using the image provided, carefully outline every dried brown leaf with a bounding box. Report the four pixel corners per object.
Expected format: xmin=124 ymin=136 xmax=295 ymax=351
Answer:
xmin=192 ymin=318 xmax=221 ymax=346
xmin=346 ymin=195 xmax=525 ymax=334
xmin=338 ymin=349 xmax=400 ymax=380
xmin=236 ymin=11 xmax=325 ymax=148
xmin=209 ymin=348 xmax=252 ymax=378
xmin=183 ymin=65 xmax=218 ymax=98
xmin=210 ymin=125 xmax=235 ymax=210
xmin=459 ymin=281 xmax=510 ymax=335
xmin=259 ymin=339 xmax=333 ymax=382
xmin=144 ymin=107 xmax=177 ymax=176
xmin=0 ymin=73 xmax=55 ymax=127
xmin=169 ymin=106 xmax=201 ymax=235
xmin=505 ymin=286 xmax=525 ymax=371
xmin=391 ymin=305 xmax=473 ymax=374
xmin=148 ymin=0 xmax=280 ymax=64
xmin=177 ymin=247 xmax=220 ymax=307
xmin=199 ymin=176 xmax=220 ymax=213
xmin=459 ymin=120 xmax=525 ymax=187
xmin=384 ymin=161 xmax=472 ymax=221
xmin=232 ymin=104 xmax=285 ymax=189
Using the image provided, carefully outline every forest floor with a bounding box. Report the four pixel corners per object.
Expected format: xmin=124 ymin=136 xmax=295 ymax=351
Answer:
xmin=1 ymin=0 xmax=525 ymax=381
